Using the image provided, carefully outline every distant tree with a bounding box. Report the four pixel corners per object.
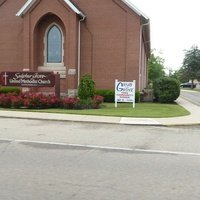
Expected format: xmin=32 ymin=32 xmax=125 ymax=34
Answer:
xmin=180 ymin=45 xmax=200 ymax=88
xmin=176 ymin=68 xmax=189 ymax=83
xmin=148 ymin=52 xmax=165 ymax=84
xmin=169 ymin=69 xmax=187 ymax=83
xmin=169 ymin=70 xmax=179 ymax=80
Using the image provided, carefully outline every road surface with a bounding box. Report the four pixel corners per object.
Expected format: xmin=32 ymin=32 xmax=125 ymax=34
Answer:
xmin=181 ymin=89 xmax=200 ymax=106
xmin=0 ymin=118 xmax=200 ymax=200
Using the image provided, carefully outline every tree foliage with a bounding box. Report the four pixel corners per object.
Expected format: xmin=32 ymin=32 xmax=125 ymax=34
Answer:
xmin=78 ymin=74 xmax=95 ymax=100
xmin=153 ymin=77 xmax=180 ymax=103
xmin=148 ymin=52 xmax=165 ymax=83
xmin=179 ymin=45 xmax=200 ymax=87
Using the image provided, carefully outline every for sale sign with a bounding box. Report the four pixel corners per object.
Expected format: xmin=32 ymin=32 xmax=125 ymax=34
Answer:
xmin=115 ymin=80 xmax=135 ymax=108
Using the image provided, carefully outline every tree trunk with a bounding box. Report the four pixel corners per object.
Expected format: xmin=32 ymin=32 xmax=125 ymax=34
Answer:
xmin=191 ymin=79 xmax=194 ymax=89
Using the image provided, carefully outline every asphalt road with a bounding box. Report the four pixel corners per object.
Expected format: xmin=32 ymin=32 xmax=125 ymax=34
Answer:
xmin=1 ymin=118 xmax=200 ymax=199
xmin=181 ymin=89 xmax=200 ymax=106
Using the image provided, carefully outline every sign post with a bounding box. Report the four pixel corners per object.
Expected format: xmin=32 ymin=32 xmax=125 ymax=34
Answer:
xmin=55 ymin=72 xmax=60 ymax=98
xmin=115 ymin=80 xmax=136 ymax=108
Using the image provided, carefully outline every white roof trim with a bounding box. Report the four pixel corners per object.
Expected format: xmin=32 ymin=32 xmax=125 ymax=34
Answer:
xmin=63 ymin=0 xmax=85 ymax=18
xmin=16 ymin=0 xmax=36 ymax=16
xmin=16 ymin=0 xmax=85 ymax=18
xmin=121 ymin=0 xmax=149 ymax=21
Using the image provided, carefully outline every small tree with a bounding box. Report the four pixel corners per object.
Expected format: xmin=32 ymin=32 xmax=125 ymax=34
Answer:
xmin=78 ymin=74 xmax=95 ymax=100
xmin=148 ymin=52 xmax=165 ymax=83
xmin=180 ymin=45 xmax=200 ymax=88
xmin=153 ymin=77 xmax=180 ymax=103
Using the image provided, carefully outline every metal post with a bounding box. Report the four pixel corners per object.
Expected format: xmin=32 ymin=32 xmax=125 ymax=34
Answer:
xmin=55 ymin=73 xmax=60 ymax=98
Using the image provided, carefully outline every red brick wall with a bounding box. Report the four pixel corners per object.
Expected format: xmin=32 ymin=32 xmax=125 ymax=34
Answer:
xmin=0 ymin=0 xmax=24 ymax=71
xmin=0 ymin=0 xmax=148 ymax=92
xmin=74 ymin=0 xmax=141 ymax=90
xmin=20 ymin=0 xmax=79 ymax=93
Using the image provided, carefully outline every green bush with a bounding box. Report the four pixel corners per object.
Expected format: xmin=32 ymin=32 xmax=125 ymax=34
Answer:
xmin=74 ymin=98 xmax=93 ymax=109
xmin=95 ymin=89 xmax=115 ymax=102
xmin=153 ymin=77 xmax=180 ymax=103
xmin=135 ymin=91 xmax=140 ymax=103
xmin=78 ymin=75 xmax=95 ymax=100
xmin=0 ymin=87 xmax=20 ymax=95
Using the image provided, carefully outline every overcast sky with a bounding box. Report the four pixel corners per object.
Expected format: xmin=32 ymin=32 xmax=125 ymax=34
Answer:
xmin=129 ymin=0 xmax=200 ymax=71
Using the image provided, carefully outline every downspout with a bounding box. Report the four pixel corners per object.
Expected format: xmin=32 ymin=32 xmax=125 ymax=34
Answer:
xmin=139 ymin=20 xmax=150 ymax=91
xmin=78 ymin=15 xmax=86 ymax=86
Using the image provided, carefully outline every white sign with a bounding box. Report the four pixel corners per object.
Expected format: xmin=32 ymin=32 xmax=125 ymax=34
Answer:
xmin=115 ymin=80 xmax=136 ymax=108
xmin=68 ymin=69 xmax=76 ymax=75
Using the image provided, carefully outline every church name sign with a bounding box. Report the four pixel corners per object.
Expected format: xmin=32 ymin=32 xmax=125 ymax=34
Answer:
xmin=0 ymin=72 xmax=55 ymax=87
xmin=115 ymin=80 xmax=136 ymax=108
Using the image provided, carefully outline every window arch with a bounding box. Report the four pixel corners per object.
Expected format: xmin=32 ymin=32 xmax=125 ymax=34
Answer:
xmin=44 ymin=23 xmax=64 ymax=66
xmin=47 ymin=25 xmax=62 ymax=63
xmin=38 ymin=21 xmax=66 ymax=78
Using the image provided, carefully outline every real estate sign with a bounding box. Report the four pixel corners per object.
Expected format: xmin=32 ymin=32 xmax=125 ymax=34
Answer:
xmin=115 ymin=80 xmax=135 ymax=108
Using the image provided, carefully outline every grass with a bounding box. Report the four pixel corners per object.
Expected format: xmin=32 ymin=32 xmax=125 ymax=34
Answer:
xmin=6 ymin=102 xmax=190 ymax=118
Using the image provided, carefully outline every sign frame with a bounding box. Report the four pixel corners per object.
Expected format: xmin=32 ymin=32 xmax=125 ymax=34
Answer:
xmin=0 ymin=71 xmax=60 ymax=98
xmin=0 ymin=71 xmax=55 ymax=87
xmin=115 ymin=80 xmax=136 ymax=108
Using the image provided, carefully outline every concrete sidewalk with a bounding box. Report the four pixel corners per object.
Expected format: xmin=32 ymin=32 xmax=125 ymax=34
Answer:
xmin=0 ymin=97 xmax=199 ymax=126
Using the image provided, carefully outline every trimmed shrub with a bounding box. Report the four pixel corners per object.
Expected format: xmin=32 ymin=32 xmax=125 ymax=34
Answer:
xmin=135 ymin=91 xmax=140 ymax=103
xmin=61 ymin=97 xmax=79 ymax=109
xmin=78 ymin=75 xmax=95 ymax=100
xmin=47 ymin=94 xmax=61 ymax=108
xmin=95 ymin=89 xmax=114 ymax=102
xmin=23 ymin=93 xmax=49 ymax=109
xmin=11 ymin=95 xmax=24 ymax=108
xmin=0 ymin=87 xmax=20 ymax=95
xmin=0 ymin=92 xmax=104 ymax=110
xmin=0 ymin=93 xmax=12 ymax=108
xmin=22 ymin=93 xmax=61 ymax=109
xmin=74 ymin=98 xmax=93 ymax=109
xmin=92 ymin=95 xmax=104 ymax=109
xmin=153 ymin=77 xmax=180 ymax=103
xmin=0 ymin=93 xmax=61 ymax=109
xmin=74 ymin=96 xmax=104 ymax=109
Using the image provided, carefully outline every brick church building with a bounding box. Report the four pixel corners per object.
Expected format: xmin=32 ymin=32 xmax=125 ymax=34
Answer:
xmin=0 ymin=0 xmax=150 ymax=96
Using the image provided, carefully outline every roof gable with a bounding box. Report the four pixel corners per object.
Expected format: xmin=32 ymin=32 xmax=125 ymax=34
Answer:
xmin=16 ymin=0 xmax=85 ymax=18
xmin=121 ymin=0 xmax=150 ymax=57
xmin=121 ymin=0 xmax=149 ymax=23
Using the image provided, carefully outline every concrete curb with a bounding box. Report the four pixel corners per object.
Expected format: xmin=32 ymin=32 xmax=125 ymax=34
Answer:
xmin=0 ymin=96 xmax=199 ymax=126
xmin=0 ymin=110 xmax=163 ymax=126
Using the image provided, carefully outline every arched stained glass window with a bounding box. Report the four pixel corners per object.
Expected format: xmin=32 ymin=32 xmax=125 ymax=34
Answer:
xmin=47 ymin=25 xmax=62 ymax=63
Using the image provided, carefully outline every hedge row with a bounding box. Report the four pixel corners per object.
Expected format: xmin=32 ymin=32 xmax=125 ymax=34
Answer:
xmin=0 ymin=87 xmax=20 ymax=95
xmin=0 ymin=93 xmax=104 ymax=109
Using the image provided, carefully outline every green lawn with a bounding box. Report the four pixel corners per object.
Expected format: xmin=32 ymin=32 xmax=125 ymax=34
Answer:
xmin=10 ymin=102 xmax=190 ymax=118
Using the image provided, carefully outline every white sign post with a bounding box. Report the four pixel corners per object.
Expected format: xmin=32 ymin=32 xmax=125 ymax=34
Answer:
xmin=115 ymin=80 xmax=136 ymax=108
